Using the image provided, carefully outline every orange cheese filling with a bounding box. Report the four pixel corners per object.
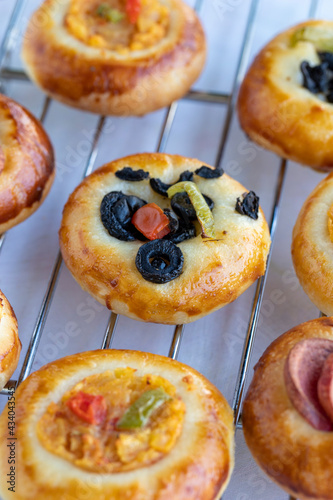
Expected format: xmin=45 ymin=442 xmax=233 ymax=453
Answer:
xmin=65 ymin=0 xmax=170 ymax=52
xmin=37 ymin=368 xmax=185 ymax=472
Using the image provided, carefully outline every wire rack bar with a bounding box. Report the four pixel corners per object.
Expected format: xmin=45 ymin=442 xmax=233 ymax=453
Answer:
xmin=16 ymin=116 xmax=106 ymax=384
xmin=0 ymin=0 xmax=23 ymax=71
xmin=0 ymin=68 xmax=28 ymax=81
xmin=214 ymin=0 xmax=259 ymax=168
xmin=16 ymin=252 xmax=63 ymax=385
xmin=101 ymin=312 xmax=119 ymax=350
xmin=185 ymin=89 xmax=230 ymax=105
xmin=168 ymin=324 xmax=184 ymax=359
xmin=0 ymin=68 xmax=231 ymax=106
xmin=232 ymin=159 xmax=287 ymax=426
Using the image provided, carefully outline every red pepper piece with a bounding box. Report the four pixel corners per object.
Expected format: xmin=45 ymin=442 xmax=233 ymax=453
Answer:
xmin=66 ymin=391 xmax=107 ymax=425
xmin=132 ymin=203 xmax=171 ymax=240
xmin=126 ymin=0 xmax=141 ymax=24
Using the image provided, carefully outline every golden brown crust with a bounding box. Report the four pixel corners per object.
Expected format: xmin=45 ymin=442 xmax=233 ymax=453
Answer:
xmin=0 ymin=290 xmax=21 ymax=391
xmin=21 ymin=0 xmax=206 ymax=116
xmin=237 ymin=20 xmax=333 ymax=171
xmin=0 ymin=349 xmax=234 ymax=500
xmin=0 ymin=94 xmax=55 ymax=232
xmin=59 ymin=153 xmax=271 ymax=324
xmin=292 ymin=172 xmax=333 ymax=315
xmin=243 ymin=317 xmax=333 ymax=500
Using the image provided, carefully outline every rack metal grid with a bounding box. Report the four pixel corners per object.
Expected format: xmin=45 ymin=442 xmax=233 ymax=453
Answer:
xmin=0 ymin=0 xmax=322 ymax=499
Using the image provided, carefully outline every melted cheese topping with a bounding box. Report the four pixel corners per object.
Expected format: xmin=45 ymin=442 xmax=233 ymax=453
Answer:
xmin=65 ymin=0 xmax=170 ymax=52
xmin=37 ymin=368 xmax=185 ymax=472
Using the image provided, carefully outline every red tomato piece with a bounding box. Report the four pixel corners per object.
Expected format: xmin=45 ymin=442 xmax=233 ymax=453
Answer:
xmin=126 ymin=0 xmax=141 ymax=24
xmin=132 ymin=203 xmax=171 ymax=240
xmin=66 ymin=391 xmax=107 ymax=425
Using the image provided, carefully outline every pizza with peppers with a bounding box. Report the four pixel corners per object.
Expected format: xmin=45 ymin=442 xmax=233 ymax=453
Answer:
xmin=22 ymin=0 xmax=206 ymax=115
xmin=0 ymin=349 xmax=235 ymax=500
xmin=59 ymin=152 xmax=271 ymax=324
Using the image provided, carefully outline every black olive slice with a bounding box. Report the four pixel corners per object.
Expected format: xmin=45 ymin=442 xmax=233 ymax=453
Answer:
xmin=235 ymin=191 xmax=259 ymax=220
xmin=171 ymin=192 xmax=214 ymax=221
xmin=163 ymin=209 xmax=179 ymax=234
xmin=318 ymin=52 xmax=333 ymax=70
xmin=150 ymin=178 xmax=171 ymax=197
xmin=164 ymin=216 xmax=196 ymax=244
xmin=115 ymin=166 xmax=149 ymax=181
xmin=300 ymin=60 xmax=330 ymax=94
xmin=178 ymin=170 xmax=194 ymax=182
xmin=195 ymin=165 xmax=224 ymax=179
xmin=100 ymin=191 xmax=147 ymax=241
xmin=135 ymin=240 xmax=184 ymax=283
xmin=151 ymin=257 xmax=167 ymax=270
xmin=150 ymin=171 xmax=193 ymax=197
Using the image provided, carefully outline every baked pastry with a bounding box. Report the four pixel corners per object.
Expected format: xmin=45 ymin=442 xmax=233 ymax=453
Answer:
xmin=21 ymin=0 xmax=206 ymax=116
xmin=59 ymin=152 xmax=271 ymax=324
xmin=0 ymin=289 xmax=21 ymax=391
xmin=0 ymin=349 xmax=235 ymax=499
xmin=238 ymin=20 xmax=333 ymax=171
xmin=0 ymin=93 xmax=55 ymax=233
xmin=292 ymin=172 xmax=333 ymax=315
xmin=243 ymin=317 xmax=333 ymax=500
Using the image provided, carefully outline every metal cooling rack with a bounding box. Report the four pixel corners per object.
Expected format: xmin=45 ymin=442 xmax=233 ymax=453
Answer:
xmin=0 ymin=1 xmax=321 ymax=499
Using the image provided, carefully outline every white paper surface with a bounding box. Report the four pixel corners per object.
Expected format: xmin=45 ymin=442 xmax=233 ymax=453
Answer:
xmin=0 ymin=0 xmax=332 ymax=499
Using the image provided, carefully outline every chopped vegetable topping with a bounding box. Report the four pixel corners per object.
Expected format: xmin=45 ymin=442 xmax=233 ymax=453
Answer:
xmin=132 ymin=203 xmax=171 ymax=240
xmin=38 ymin=370 xmax=185 ymax=473
xmin=319 ymin=51 xmax=333 ymax=69
xmin=96 ymin=4 xmax=124 ymax=23
xmin=126 ymin=0 xmax=141 ymax=24
xmin=150 ymin=177 xmax=172 ymax=197
xmin=179 ymin=170 xmax=194 ymax=182
xmin=300 ymin=60 xmax=330 ymax=94
xmin=195 ymin=165 xmax=224 ymax=179
xmin=300 ymin=54 xmax=333 ymax=102
xmin=100 ymin=191 xmax=147 ymax=241
xmin=171 ymin=192 xmax=214 ymax=222
xmin=135 ymin=240 xmax=184 ymax=283
xmin=163 ymin=208 xmax=179 ymax=234
xmin=116 ymin=167 xmax=149 ymax=181
xmin=164 ymin=215 xmax=196 ymax=244
xmin=167 ymin=181 xmax=215 ymax=239
xmin=117 ymin=387 xmax=170 ymax=430
xmin=235 ymin=191 xmax=259 ymax=220
xmin=150 ymin=171 xmax=193 ymax=197
xmin=66 ymin=391 xmax=107 ymax=425
xmin=291 ymin=26 xmax=333 ymax=52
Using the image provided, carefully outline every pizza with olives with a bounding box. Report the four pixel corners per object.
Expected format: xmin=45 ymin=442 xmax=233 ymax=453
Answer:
xmin=59 ymin=153 xmax=271 ymax=324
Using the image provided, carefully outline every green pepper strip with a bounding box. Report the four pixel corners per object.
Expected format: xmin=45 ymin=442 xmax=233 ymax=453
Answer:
xmin=116 ymin=387 xmax=170 ymax=430
xmin=290 ymin=26 xmax=333 ymax=51
xmin=167 ymin=181 xmax=216 ymax=239
xmin=96 ymin=4 xmax=124 ymax=23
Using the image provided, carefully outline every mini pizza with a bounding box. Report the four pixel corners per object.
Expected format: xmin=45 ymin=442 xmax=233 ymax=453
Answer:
xmin=243 ymin=317 xmax=333 ymax=500
xmin=0 ymin=290 xmax=20 ymax=391
xmin=21 ymin=0 xmax=206 ymax=116
xmin=0 ymin=349 xmax=235 ymax=500
xmin=59 ymin=153 xmax=271 ymax=324
xmin=292 ymin=171 xmax=333 ymax=316
xmin=0 ymin=94 xmax=55 ymax=233
xmin=238 ymin=20 xmax=333 ymax=171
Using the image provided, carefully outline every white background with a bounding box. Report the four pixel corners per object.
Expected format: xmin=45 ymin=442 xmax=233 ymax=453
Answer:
xmin=0 ymin=0 xmax=332 ymax=499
